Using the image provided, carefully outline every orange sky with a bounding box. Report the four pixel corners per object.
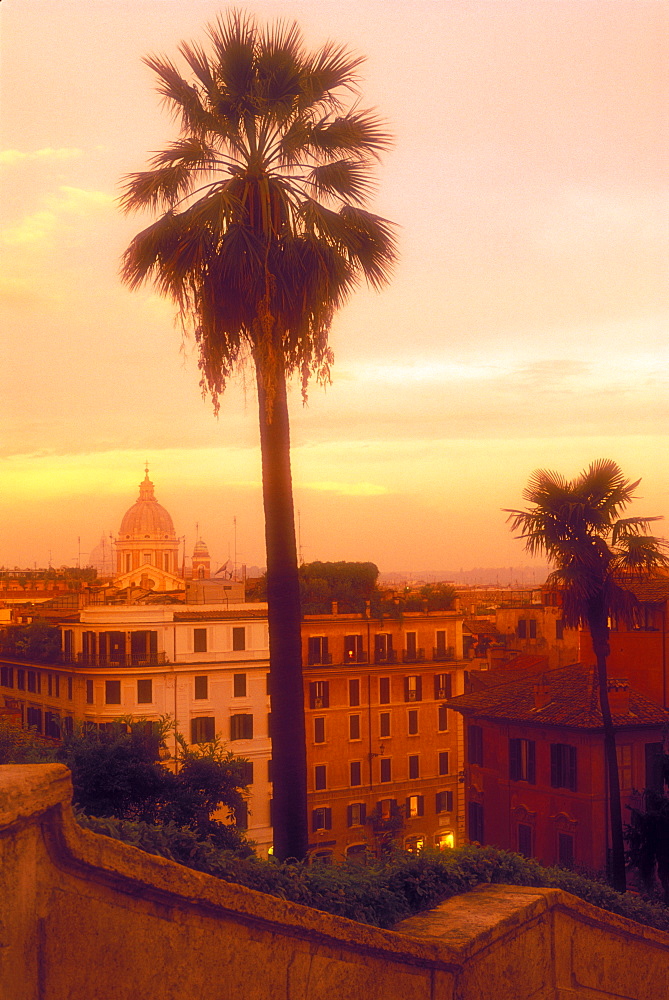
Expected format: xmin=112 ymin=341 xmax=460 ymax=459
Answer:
xmin=1 ymin=0 xmax=667 ymax=575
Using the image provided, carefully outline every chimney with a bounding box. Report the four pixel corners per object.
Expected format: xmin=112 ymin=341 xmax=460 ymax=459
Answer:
xmin=607 ymin=678 xmax=630 ymax=715
xmin=331 ymin=601 xmax=338 ymax=616
xmin=533 ymin=679 xmax=551 ymax=710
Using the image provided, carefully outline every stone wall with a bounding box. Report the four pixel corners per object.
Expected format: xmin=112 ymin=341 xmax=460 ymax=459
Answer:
xmin=1 ymin=764 xmax=667 ymax=1000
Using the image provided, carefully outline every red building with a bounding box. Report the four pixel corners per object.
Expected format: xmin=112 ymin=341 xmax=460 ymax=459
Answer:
xmin=448 ymin=663 xmax=669 ymax=873
xmin=579 ymin=578 xmax=669 ymax=708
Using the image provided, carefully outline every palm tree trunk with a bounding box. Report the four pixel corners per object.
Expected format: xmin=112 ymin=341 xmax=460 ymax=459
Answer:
xmin=256 ymin=363 xmax=308 ymax=861
xmin=589 ymin=605 xmax=626 ymax=892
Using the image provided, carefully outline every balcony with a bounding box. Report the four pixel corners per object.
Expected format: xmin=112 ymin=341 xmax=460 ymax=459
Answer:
xmin=374 ymin=650 xmax=397 ymax=665
xmin=433 ymin=647 xmax=455 ymax=662
xmin=402 ymin=648 xmax=425 ymax=664
xmin=73 ymin=651 xmax=169 ymax=668
xmin=307 ymin=653 xmax=333 ymax=667
xmin=343 ymin=651 xmax=368 ymax=664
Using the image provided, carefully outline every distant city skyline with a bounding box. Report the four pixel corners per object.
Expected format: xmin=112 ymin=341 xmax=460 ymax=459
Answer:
xmin=1 ymin=1 xmax=667 ymax=573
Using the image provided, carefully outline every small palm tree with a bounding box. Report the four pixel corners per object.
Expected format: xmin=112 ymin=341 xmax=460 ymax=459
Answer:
xmin=506 ymin=459 xmax=668 ymax=891
xmin=120 ymin=11 xmax=396 ymax=860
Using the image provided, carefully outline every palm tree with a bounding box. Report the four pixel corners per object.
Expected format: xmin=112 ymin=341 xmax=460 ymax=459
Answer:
xmin=120 ymin=11 xmax=396 ymax=860
xmin=506 ymin=459 xmax=668 ymax=892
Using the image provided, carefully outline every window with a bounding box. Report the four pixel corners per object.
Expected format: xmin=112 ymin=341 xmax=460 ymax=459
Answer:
xmin=405 ymin=631 xmax=417 ymax=659
xmin=558 ymin=833 xmax=574 ymax=867
xmin=309 ymin=680 xmax=329 ymax=709
xmin=312 ymin=807 xmax=332 ymax=831
xmin=232 ymin=627 xmax=246 ymax=651
xmin=194 ymin=675 xmax=208 ymax=700
xmin=509 ymin=739 xmax=536 ymax=783
xmin=518 ymin=824 xmax=533 ymax=858
xmin=556 ymin=619 xmax=565 ymax=640
xmin=434 ymin=673 xmax=452 ymax=699
xmin=468 ymin=802 xmax=484 ymax=844
xmin=347 ymin=803 xmax=366 ymax=827
xmin=44 ymin=712 xmax=60 ymax=739
xmin=193 ymin=628 xmax=207 ymax=653
xmin=234 ymin=801 xmax=248 ymax=828
xmin=191 ymin=717 xmax=215 ymax=744
xmin=314 ymin=717 xmax=325 ymax=744
xmin=439 ymin=751 xmax=449 ymax=775
xmin=27 ymin=671 xmax=39 ymax=694
xmin=645 ymin=742 xmax=664 ymax=792
xmin=438 ymin=705 xmax=448 ymax=732
xmin=47 ymin=673 xmax=52 ymax=696
xmin=435 ymin=831 xmax=455 ymax=850
xmin=436 ymin=790 xmax=453 ymax=813
xmin=379 ymin=712 xmax=391 ymax=738
xmin=380 ymin=757 xmax=392 ymax=782
xmin=345 ymin=634 xmax=364 ymax=663
xmin=105 ymin=680 xmax=121 ymax=705
xmin=137 ymin=679 xmax=152 ymax=704
xmin=308 ymin=636 xmax=329 ymax=665
xmin=267 ymin=759 xmax=273 ymax=782
xmin=350 ymin=760 xmax=362 ymax=786
xmin=468 ymin=725 xmax=483 ymax=766
xmin=266 ymin=672 xmax=271 ymax=695
xmin=17 ymin=669 xmax=25 ymax=691
xmin=408 ymin=754 xmax=419 ymax=779
xmin=313 ymin=850 xmax=333 ymax=865
xmin=378 ymin=798 xmax=397 ymax=820
xmin=529 ymin=619 xmax=537 ymax=638
xmin=26 ymin=707 xmax=42 ymax=733
xmin=0 ymin=667 xmax=13 ymax=688
xmin=374 ymin=633 xmax=393 ymax=662
xmin=164 ymin=553 xmax=170 ymax=571
xmin=315 ymin=765 xmax=327 ymax=790
xmin=54 ymin=674 xmax=60 ymax=697
xmin=406 ymin=794 xmax=424 ymax=818
xmin=435 ymin=630 xmax=447 ymax=657
xmin=85 ymin=679 xmax=93 ymax=704
xmin=349 ymin=678 xmax=360 ymax=706
xmin=404 ymin=675 xmax=422 ymax=702
xmin=408 ymin=709 xmax=418 ymax=735
xmin=517 ymin=619 xmax=527 ymax=639
xmin=550 ymin=743 xmax=577 ymax=791
xmin=518 ymin=619 xmax=537 ymax=639
xmin=125 ymin=554 xmax=131 ymax=573
xmin=239 ymin=760 xmax=253 ymax=785
xmin=379 ymin=677 xmax=390 ymax=704
xmin=267 ymin=712 xmax=272 ymax=737
xmin=63 ymin=629 xmax=73 ymax=661
xmin=233 ymin=673 xmax=247 ymax=697
xmin=230 ymin=714 xmax=253 ymax=740
xmin=67 ymin=676 xmax=73 ymax=700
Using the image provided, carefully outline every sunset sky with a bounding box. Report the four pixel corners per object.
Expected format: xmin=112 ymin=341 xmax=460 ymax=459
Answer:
xmin=1 ymin=0 xmax=667 ymax=577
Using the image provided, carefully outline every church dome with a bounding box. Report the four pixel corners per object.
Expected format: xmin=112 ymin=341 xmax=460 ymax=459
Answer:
xmin=119 ymin=471 xmax=176 ymax=540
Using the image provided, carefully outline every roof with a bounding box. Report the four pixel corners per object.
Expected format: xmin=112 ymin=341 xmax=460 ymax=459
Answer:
xmin=448 ymin=663 xmax=669 ymax=730
xmin=621 ymin=576 xmax=669 ymax=603
xmin=462 ymin=618 xmax=502 ymax=637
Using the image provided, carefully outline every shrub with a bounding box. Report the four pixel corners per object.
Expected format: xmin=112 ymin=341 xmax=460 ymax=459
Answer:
xmin=72 ymin=815 xmax=669 ymax=934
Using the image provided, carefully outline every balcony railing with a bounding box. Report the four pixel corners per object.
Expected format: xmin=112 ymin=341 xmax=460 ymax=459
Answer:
xmin=433 ymin=647 xmax=455 ymax=662
xmin=343 ymin=651 xmax=368 ymax=664
xmin=374 ymin=650 xmax=398 ymax=665
xmin=307 ymin=653 xmax=333 ymax=666
xmin=402 ymin=648 xmax=425 ymax=663
xmin=70 ymin=652 xmax=169 ymax=667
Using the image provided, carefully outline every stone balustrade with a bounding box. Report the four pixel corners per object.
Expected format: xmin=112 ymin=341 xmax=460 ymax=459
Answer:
xmin=1 ymin=764 xmax=667 ymax=999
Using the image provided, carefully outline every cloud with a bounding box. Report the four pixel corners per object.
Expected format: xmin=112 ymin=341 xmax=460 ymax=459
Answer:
xmin=301 ymin=480 xmax=389 ymax=497
xmin=1 ymin=186 xmax=115 ymax=247
xmin=0 ymin=147 xmax=82 ymax=166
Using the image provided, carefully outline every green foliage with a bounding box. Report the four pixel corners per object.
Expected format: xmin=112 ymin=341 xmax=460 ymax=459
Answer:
xmin=400 ymin=583 xmax=457 ymax=613
xmin=626 ymin=786 xmax=669 ymax=904
xmin=0 ymin=717 xmax=55 ymax=764
xmin=300 ymin=561 xmax=379 ymax=614
xmin=56 ymin=721 xmax=252 ymax=853
xmin=0 ymin=622 xmax=61 ymax=663
xmin=70 ymin=814 xmax=669 ymax=934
